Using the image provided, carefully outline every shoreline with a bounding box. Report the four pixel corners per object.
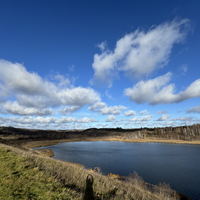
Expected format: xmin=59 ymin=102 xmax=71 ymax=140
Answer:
xmin=1 ymin=137 xmax=195 ymax=199
xmin=0 ymin=143 xmax=191 ymax=200
xmin=24 ymin=137 xmax=200 ymax=149
xmin=27 ymin=137 xmax=194 ymax=200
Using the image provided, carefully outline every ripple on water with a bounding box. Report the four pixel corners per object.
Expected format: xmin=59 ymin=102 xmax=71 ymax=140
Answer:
xmin=33 ymin=141 xmax=200 ymax=200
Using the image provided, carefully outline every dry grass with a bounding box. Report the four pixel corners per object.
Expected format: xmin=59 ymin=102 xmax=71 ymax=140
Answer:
xmin=35 ymin=148 xmax=55 ymax=157
xmin=101 ymin=137 xmax=200 ymax=144
xmin=0 ymin=143 xmax=182 ymax=200
xmin=0 ymin=145 xmax=82 ymax=199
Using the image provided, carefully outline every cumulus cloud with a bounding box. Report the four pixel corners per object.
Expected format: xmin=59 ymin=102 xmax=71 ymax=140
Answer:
xmin=129 ymin=115 xmax=153 ymax=121
xmin=186 ymin=105 xmax=200 ymax=114
xmin=58 ymin=106 xmax=81 ymax=115
xmin=91 ymin=19 xmax=191 ymax=86
xmin=140 ymin=110 xmax=149 ymax=115
xmin=0 ymin=59 xmax=52 ymax=96
xmin=52 ymin=74 xmax=71 ymax=87
xmin=105 ymin=115 xmax=116 ymax=122
xmin=154 ymin=115 xmax=171 ymax=121
xmin=151 ymin=78 xmax=200 ymax=105
xmin=88 ymin=102 xmax=127 ymax=115
xmin=0 ymin=116 xmax=99 ymax=128
xmin=1 ymin=101 xmax=54 ymax=116
xmin=0 ymin=59 xmax=101 ymax=115
xmin=156 ymin=110 xmax=168 ymax=114
xmin=78 ymin=117 xmax=98 ymax=123
xmin=124 ymin=72 xmax=172 ymax=104
xmin=88 ymin=102 xmax=107 ymax=111
xmin=124 ymin=72 xmax=200 ymax=105
xmin=125 ymin=110 xmax=136 ymax=116
xmin=97 ymin=105 xmax=127 ymax=115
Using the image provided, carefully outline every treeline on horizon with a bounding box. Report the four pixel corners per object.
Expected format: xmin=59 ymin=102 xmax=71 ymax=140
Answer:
xmin=0 ymin=124 xmax=200 ymax=141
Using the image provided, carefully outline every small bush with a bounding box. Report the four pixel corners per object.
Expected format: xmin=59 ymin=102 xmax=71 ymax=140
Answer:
xmin=126 ymin=171 xmax=147 ymax=190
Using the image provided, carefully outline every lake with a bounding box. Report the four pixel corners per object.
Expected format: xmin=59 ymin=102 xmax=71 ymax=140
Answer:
xmin=33 ymin=141 xmax=200 ymax=200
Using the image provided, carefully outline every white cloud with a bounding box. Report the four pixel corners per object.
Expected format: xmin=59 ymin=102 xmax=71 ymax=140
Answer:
xmin=105 ymin=115 xmax=116 ymax=122
xmin=154 ymin=115 xmax=171 ymax=121
xmin=17 ymin=84 xmax=100 ymax=110
xmin=0 ymin=59 xmax=52 ymax=96
xmin=58 ymin=106 xmax=81 ymax=115
xmin=0 ymin=59 xmax=101 ymax=115
xmin=151 ymin=78 xmax=200 ymax=105
xmin=100 ymin=105 xmax=127 ymax=115
xmin=124 ymin=110 xmax=136 ymax=116
xmin=56 ymin=87 xmax=101 ymax=107
xmin=1 ymin=101 xmax=54 ymax=116
xmin=140 ymin=110 xmax=149 ymax=115
xmin=0 ymin=116 xmax=99 ymax=127
xmin=88 ymin=102 xmax=107 ymax=111
xmin=88 ymin=102 xmax=127 ymax=115
xmin=129 ymin=115 xmax=152 ymax=121
xmin=124 ymin=72 xmax=172 ymax=104
xmin=156 ymin=110 xmax=168 ymax=114
xmin=78 ymin=117 xmax=98 ymax=123
xmin=124 ymin=72 xmax=200 ymax=105
xmin=186 ymin=105 xmax=200 ymax=114
xmin=97 ymin=41 xmax=107 ymax=52
xmin=91 ymin=19 xmax=190 ymax=86
xmin=101 ymin=106 xmax=124 ymax=115
xmin=52 ymin=74 xmax=71 ymax=87
xmin=55 ymin=117 xmax=78 ymax=124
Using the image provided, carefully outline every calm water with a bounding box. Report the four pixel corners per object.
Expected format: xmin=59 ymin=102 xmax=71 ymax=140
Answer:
xmin=34 ymin=141 xmax=200 ymax=200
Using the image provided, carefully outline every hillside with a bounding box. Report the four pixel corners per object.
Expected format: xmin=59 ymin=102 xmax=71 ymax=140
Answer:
xmin=0 ymin=143 xmax=190 ymax=200
xmin=0 ymin=125 xmax=196 ymax=199
xmin=0 ymin=124 xmax=200 ymax=147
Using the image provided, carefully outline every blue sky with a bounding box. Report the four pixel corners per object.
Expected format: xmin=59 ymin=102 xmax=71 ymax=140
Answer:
xmin=0 ymin=0 xmax=200 ymax=129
